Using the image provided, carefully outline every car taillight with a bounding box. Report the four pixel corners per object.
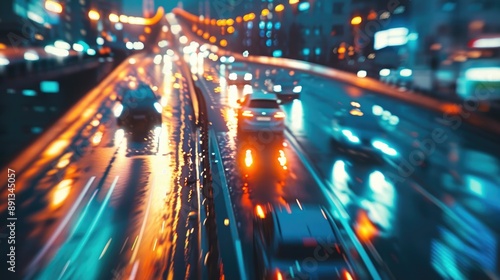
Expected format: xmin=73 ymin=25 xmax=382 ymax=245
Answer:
xmin=275 ymin=270 xmax=283 ymax=280
xmin=343 ymin=269 xmax=354 ymax=280
xmin=274 ymin=112 xmax=285 ymax=119
xmin=242 ymin=110 xmax=254 ymax=117
xmin=244 ymin=149 xmax=253 ymax=167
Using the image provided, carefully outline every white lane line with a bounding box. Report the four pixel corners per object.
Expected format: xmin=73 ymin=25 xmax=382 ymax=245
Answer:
xmin=26 ymin=176 xmax=96 ymax=277
xmin=210 ymin=130 xmax=247 ymax=280
xmin=285 ymin=130 xmax=382 ymax=280
xmin=129 ymin=164 xmax=157 ymax=263
xmin=129 ymin=260 xmax=139 ymax=280
xmin=58 ymin=176 xmax=119 ymax=279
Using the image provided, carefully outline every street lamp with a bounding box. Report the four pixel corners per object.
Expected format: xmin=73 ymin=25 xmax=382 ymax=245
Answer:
xmin=275 ymin=4 xmax=285 ymax=12
xmin=88 ymin=10 xmax=100 ymax=21
xmin=351 ymin=16 xmax=362 ymax=25
xmin=109 ymin=13 xmax=119 ymax=23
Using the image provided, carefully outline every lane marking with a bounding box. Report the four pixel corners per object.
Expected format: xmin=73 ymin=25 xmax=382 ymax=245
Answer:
xmin=285 ymin=130 xmax=382 ymax=280
xmin=129 ymin=260 xmax=139 ymax=280
xmin=26 ymin=176 xmax=96 ymax=277
xmin=99 ymin=238 xmax=113 ymax=260
xmin=130 ymin=166 xmax=157 ymax=263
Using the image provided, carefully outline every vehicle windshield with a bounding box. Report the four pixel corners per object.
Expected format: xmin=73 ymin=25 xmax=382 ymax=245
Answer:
xmin=122 ymin=85 xmax=157 ymax=105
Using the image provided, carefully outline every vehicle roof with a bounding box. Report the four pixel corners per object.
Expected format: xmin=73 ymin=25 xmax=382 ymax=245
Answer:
xmin=273 ymin=204 xmax=336 ymax=243
xmin=248 ymin=90 xmax=278 ymax=100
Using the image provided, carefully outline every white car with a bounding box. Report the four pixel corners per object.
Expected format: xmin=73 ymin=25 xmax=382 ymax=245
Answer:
xmin=237 ymin=91 xmax=285 ymax=134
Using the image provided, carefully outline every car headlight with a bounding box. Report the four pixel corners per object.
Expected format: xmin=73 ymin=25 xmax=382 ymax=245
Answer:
xmin=244 ymin=73 xmax=253 ymax=81
xmin=113 ymin=103 xmax=124 ymax=117
xmin=372 ymin=140 xmax=398 ymax=156
xmin=154 ymin=102 xmax=163 ymax=113
xmin=228 ymin=56 xmax=235 ymax=63
xmin=229 ymin=73 xmax=237 ymax=80
xmin=293 ymin=86 xmax=302 ymax=93
xmin=341 ymin=129 xmax=360 ymax=144
xmin=220 ymin=56 xmax=227 ymax=63
xmin=273 ymin=85 xmax=282 ymax=92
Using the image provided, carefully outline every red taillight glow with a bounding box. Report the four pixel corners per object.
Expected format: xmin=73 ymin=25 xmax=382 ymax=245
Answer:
xmin=242 ymin=110 xmax=254 ymax=117
xmin=255 ymin=205 xmax=266 ymax=219
xmin=274 ymin=111 xmax=285 ymax=119
xmin=343 ymin=270 xmax=354 ymax=280
xmin=276 ymin=270 xmax=283 ymax=280
xmin=244 ymin=149 xmax=253 ymax=167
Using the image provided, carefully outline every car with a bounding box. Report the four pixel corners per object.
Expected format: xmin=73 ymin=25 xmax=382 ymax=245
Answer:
xmin=253 ymin=203 xmax=357 ymax=280
xmin=227 ymin=70 xmax=253 ymax=85
xmin=237 ymin=91 xmax=285 ymax=134
xmin=265 ymin=73 xmax=302 ymax=103
xmin=114 ymin=81 xmax=162 ymax=133
xmin=330 ymin=106 xmax=398 ymax=160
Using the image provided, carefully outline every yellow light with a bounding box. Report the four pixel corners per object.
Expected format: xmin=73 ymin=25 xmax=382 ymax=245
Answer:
xmin=45 ymin=0 xmax=63 ymax=14
xmin=289 ymin=0 xmax=299 ymax=4
xmin=209 ymin=36 xmax=216 ymax=43
xmin=109 ymin=13 xmax=119 ymax=22
xmin=45 ymin=140 xmax=69 ymax=156
xmin=144 ymin=26 xmax=151 ymax=34
xmin=275 ymin=4 xmax=285 ymax=12
xmin=211 ymin=19 xmax=216 ymax=25
xmin=261 ymin=8 xmax=270 ymax=16
xmin=236 ymin=16 xmax=242 ymax=23
xmin=255 ymin=205 xmax=265 ymax=219
xmin=88 ymin=10 xmax=100 ymax=21
xmin=350 ymin=101 xmax=361 ymax=108
xmin=226 ymin=18 xmax=234 ymax=26
xmin=351 ymin=16 xmax=362 ymax=25
xmin=52 ymin=179 xmax=72 ymax=208
xmin=338 ymin=46 xmax=346 ymax=54
xmin=220 ymin=39 xmax=228 ymax=47
xmin=349 ymin=109 xmax=364 ymax=116
xmin=0 ymin=43 xmax=6 ymax=49
xmin=245 ymin=149 xmax=253 ymax=167
xmin=120 ymin=15 xmax=129 ymax=23
xmin=197 ymin=29 xmax=203 ymax=36
xmin=203 ymin=32 xmax=210 ymax=39
xmin=249 ymin=13 xmax=256 ymax=20
xmin=227 ymin=26 xmax=235 ymax=34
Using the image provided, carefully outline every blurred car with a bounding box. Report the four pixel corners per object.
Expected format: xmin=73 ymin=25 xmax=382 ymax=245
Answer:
xmin=264 ymin=71 xmax=302 ymax=102
xmin=253 ymin=203 xmax=356 ymax=280
xmin=237 ymin=91 xmax=285 ymax=134
xmin=228 ymin=70 xmax=253 ymax=86
xmin=114 ymin=81 xmax=162 ymax=133
xmin=330 ymin=107 xmax=397 ymax=160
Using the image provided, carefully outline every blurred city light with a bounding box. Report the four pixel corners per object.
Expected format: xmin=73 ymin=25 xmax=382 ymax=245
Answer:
xmin=44 ymin=0 xmax=63 ymax=14
xmin=44 ymin=45 xmax=69 ymax=57
xmin=126 ymin=42 xmax=134 ymax=50
xmin=379 ymin=68 xmax=390 ymax=77
xmin=298 ymin=2 xmax=311 ymax=11
xmin=96 ymin=37 xmax=105 ymax=45
xmin=133 ymin=42 xmax=144 ymax=50
xmin=374 ymin=28 xmax=409 ymax=50
xmin=275 ymin=4 xmax=285 ymax=12
xmin=72 ymin=43 xmax=84 ymax=52
xmin=261 ymin=9 xmax=270 ymax=16
xmin=86 ymin=49 xmax=96 ymax=55
xmin=289 ymin=0 xmax=299 ymax=4
xmin=0 ymin=57 xmax=10 ymax=66
xmin=470 ymin=37 xmax=500 ymax=48
xmin=400 ymin=68 xmax=412 ymax=77
xmin=109 ymin=13 xmax=119 ymax=23
xmin=179 ymin=35 xmax=188 ymax=44
xmin=27 ymin=11 xmax=44 ymax=24
xmin=24 ymin=50 xmax=39 ymax=61
xmin=351 ymin=16 xmax=362 ymax=25
xmin=114 ymin=22 xmax=123 ymax=30
xmin=54 ymin=40 xmax=71 ymax=50
xmin=88 ymin=10 xmax=100 ymax=21
xmin=357 ymin=70 xmax=367 ymax=78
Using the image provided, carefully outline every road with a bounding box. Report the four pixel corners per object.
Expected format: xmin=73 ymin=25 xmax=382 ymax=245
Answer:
xmin=189 ymin=44 xmax=500 ymax=279
xmin=1 ymin=50 xmax=200 ymax=280
xmin=2 ymin=22 xmax=500 ymax=280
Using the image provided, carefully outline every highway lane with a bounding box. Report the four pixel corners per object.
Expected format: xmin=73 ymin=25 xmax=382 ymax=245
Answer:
xmin=1 ymin=51 xmax=200 ymax=279
xmin=191 ymin=51 xmax=500 ymax=279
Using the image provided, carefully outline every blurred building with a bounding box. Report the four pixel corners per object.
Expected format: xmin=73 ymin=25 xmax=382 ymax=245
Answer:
xmin=0 ymin=0 xmax=60 ymax=45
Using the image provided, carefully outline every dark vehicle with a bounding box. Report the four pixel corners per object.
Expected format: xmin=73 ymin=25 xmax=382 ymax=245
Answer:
xmin=265 ymin=69 xmax=302 ymax=103
xmin=253 ymin=203 xmax=357 ymax=280
xmin=114 ymin=81 xmax=162 ymax=134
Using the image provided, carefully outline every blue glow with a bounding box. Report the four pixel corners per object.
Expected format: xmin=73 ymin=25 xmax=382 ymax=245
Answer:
xmin=267 ymin=22 xmax=273 ymax=29
xmin=302 ymin=48 xmax=310 ymax=55
xmin=315 ymin=47 xmax=321 ymax=55
xmin=22 ymin=89 xmax=37 ymax=96
xmin=266 ymin=39 xmax=272 ymax=47
xmin=40 ymin=81 xmax=59 ymax=93
xmin=247 ymin=21 xmax=253 ymax=29
xmin=259 ymin=30 xmax=265 ymax=37
xmin=259 ymin=21 xmax=265 ymax=29
xmin=275 ymin=22 xmax=281 ymax=29
xmin=298 ymin=2 xmax=311 ymax=11
xmin=272 ymin=50 xmax=283 ymax=57
xmin=266 ymin=31 xmax=272 ymax=38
